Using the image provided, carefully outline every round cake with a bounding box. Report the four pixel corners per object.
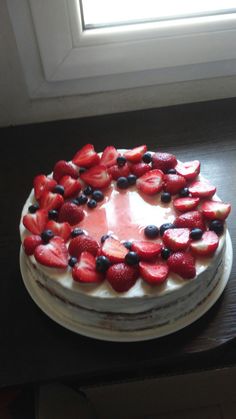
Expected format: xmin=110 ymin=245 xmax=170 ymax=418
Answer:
xmin=19 ymin=144 xmax=231 ymax=335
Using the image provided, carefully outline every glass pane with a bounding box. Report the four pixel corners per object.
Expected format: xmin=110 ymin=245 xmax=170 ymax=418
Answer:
xmin=81 ymin=0 xmax=236 ymax=29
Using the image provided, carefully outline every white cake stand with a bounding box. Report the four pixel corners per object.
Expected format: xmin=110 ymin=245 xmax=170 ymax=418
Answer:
xmin=19 ymin=231 xmax=233 ymax=342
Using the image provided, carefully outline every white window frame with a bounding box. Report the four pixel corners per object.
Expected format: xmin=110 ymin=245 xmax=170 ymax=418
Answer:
xmin=7 ymin=0 xmax=236 ymax=98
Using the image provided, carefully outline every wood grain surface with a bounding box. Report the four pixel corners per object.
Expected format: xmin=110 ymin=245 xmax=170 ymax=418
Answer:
xmin=0 ymin=98 xmax=236 ymax=388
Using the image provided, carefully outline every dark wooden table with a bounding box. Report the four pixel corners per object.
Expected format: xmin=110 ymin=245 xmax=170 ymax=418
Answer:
xmin=1 ymin=98 xmax=236 ymax=389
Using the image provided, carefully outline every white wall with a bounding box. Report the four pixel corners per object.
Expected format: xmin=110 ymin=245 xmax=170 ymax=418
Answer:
xmin=1 ymin=0 xmax=236 ymax=127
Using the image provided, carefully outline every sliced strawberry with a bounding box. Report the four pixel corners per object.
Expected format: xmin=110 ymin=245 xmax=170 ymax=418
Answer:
xmin=190 ymin=231 xmax=219 ymax=256
xmin=163 ymin=228 xmax=190 ymax=251
xmin=201 ymin=200 xmax=231 ymax=221
xmin=23 ymin=235 xmax=43 ymax=255
xmin=33 ymin=175 xmax=57 ymax=200
xmin=163 ymin=174 xmax=187 ymax=194
xmin=173 ymin=197 xmax=200 ymax=213
xmin=69 ymin=235 xmax=99 ymax=257
xmin=175 ymin=160 xmax=200 ymax=180
xmin=136 ymin=169 xmax=163 ymax=195
xmin=106 ymin=263 xmax=139 ymax=292
xmin=59 ymin=175 xmax=82 ymax=199
xmin=100 ymin=146 xmax=119 ymax=168
xmin=152 ymin=152 xmax=177 ymax=173
xmin=189 ymin=180 xmax=216 ymax=198
xmin=124 ymin=145 xmax=147 ymax=163
xmin=108 ymin=163 xmax=130 ymax=180
xmin=34 ymin=236 xmax=68 ymax=269
xmin=72 ymin=251 xmax=104 ymax=283
xmin=102 ymin=237 xmax=128 ymax=263
xmin=39 ymin=191 xmax=64 ymax=211
xmin=174 ymin=210 xmax=205 ymax=231
xmin=139 ymin=261 xmax=169 ymax=285
xmin=130 ymin=162 xmax=151 ymax=178
xmin=23 ymin=209 xmax=48 ymax=235
xmin=72 ymin=144 xmax=100 ymax=168
xmin=46 ymin=220 xmax=71 ymax=242
xmin=53 ymin=160 xmax=79 ymax=182
xmin=132 ymin=241 xmax=162 ymax=261
xmin=80 ymin=165 xmax=111 ymax=189
xmin=167 ymin=252 xmax=196 ymax=279
xmin=58 ymin=202 xmax=85 ymax=225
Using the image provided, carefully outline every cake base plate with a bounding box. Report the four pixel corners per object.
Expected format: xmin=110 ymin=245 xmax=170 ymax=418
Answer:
xmin=20 ymin=232 xmax=233 ymax=342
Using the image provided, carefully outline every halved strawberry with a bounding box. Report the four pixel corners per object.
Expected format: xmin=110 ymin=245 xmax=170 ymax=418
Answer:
xmin=72 ymin=251 xmax=104 ymax=283
xmin=175 ymin=160 xmax=200 ymax=180
xmin=34 ymin=236 xmax=68 ymax=269
xmin=173 ymin=197 xmax=200 ymax=212
xmin=106 ymin=263 xmax=139 ymax=292
xmin=33 ymin=175 xmax=57 ymax=200
xmin=53 ymin=160 xmax=79 ymax=182
xmin=130 ymin=162 xmax=151 ymax=177
xmin=23 ymin=209 xmax=48 ymax=235
xmin=189 ymin=180 xmax=216 ymax=198
xmin=108 ymin=163 xmax=130 ymax=180
xmin=80 ymin=165 xmax=111 ymax=189
xmin=174 ymin=210 xmax=205 ymax=231
xmin=139 ymin=261 xmax=169 ymax=285
xmin=124 ymin=145 xmax=147 ymax=163
xmin=46 ymin=220 xmax=71 ymax=242
xmin=23 ymin=235 xmax=43 ymax=255
xmin=69 ymin=235 xmax=99 ymax=257
xmin=58 ymin=202 xmax=85 ymax=225
xmin=131 ymin=241 xmax=162 ymax=261
xmin=190 ymin=231 xmax=219 ymax=256
xmin=59 ymin=175 xmax=82 ymax=199
xmin=167 ymin=252 xmax=196 ymax=279
xmin=163 ymin=228 xmax=190 ymax=251
xmin=102 ymin=237 xmax=128 ymax=263
xmin=201 ymin=200 xmax=231 ymax=221
xmin=39 ymin=191 xmax=64 ymax=211
xmin=163 ymin=174 xmax=187 ymax=194
xmin=136 ymin=169 xmax=163 ymax=195
xmin=152 ymin=152 xmax=177 ymax=173
xmin=100 ymin=146 xmax=119 ymax=168
xmin=72 ymin=144 xmax=100 ymax=168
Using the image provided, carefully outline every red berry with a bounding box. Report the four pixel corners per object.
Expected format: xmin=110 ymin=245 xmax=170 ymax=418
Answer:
xmin=131 ymin=241 xmax=162 ymax=261
xmin=108 ymin=163 xmax=130 ymax=180
xmin=72 ymin=144 xmax=100 ymax=168
xmin=175 ymin=160 xmax=200 ymax=180
xmin=34 ymin=236 xmax=68 ymax=269
xmin=173 ymin=197 xmax=200 ymax=212
xmin=124 ymin=145 xmax=147 ymax=163
xmin=58 ymin=202 xmax=85 ymax=225
xmin=163 ymin=228 xmax=190 ymax=251
xmin=106 ymin=263 xmax=139 ymax=292
xmin=130 ymin=162 xmax=151 ymax=177
xmin=152 ymin=152 xmax=177 ymax=173
xmin=167 ymin=252 xmax=196 ymax=279
xmin=201 ymin=200 xmax=231 ymax=221
xmin=100 ymin=146 xmax=119 ymax=167
xmin=190 ymin=231 xmax=219 ymax=256
xmin=80 ymin=165 xmax=111 ymax=189
xmin=189 ymin=180 xmax=216 ymax=198
xmin=102 ymin=237 xmax=128 ymax=263
xmin=69 ymin=235 xmax=99 ymax=257
xmin=23 ymin=209 xmax=48 ymax=235
xmin=53 ymin=160 xmax=79 ymax=182
xmin=33 ymin=175 xmax=57 ymax=200
xmin=59 ymin=175 xmax=82 ymax=199
xmin=23 ymin=235 xmax=42 ymax=255
xmin=46 ymin=220 xmax=71 ymax=242
xmin=139 ymin=261 xmax=169 ymax=285
xmin=39 ymin=191 xmax=64 ymax=211
xmin=174 ymin=210 xmax=205 ymax=231
xmin=72 ymin=251 xmax=104 ymax=283
xmin=136 ymin=169 xmax=163 ymax=195
xmin=163 ymin=174 xmax=187 ymax=194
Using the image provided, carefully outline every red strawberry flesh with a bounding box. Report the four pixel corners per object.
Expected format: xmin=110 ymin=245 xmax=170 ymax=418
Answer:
xmin=46 ymin=220 xmax=72 ymax=242
xmin=189 ymin=180 xmax=216 ymax=198
xmin=167 ymin=252 xmax=196 ymax=279
xmin=34 ymin=236 xmax=68 ymax=269
xmin=173 ymin=197 xmax=200 ymax=212
xmin=80 ymin=165 xmax=111 ymax=189
xmin=130 ymin=162 xmax=151 ymax=177
xmin=190 ymin=231 xmax=219 ymax=256
xmin=23 ymin=235 xmax=43 ymax=255
xmin=136 ymin=169 xmax=163 ymax=195
xmin=72 ymin=144 xmax=100 ymax=168
xmin=72 ymin=251 xmax=103 ymax=283
xmin=58 ymin=202 xmax=85 ymax=225
xmin=53 ymin=160 xmax=79 ymax=182
xmin=163 ymin=174 xmax=186 ymax=194
xmin=163 ymin=228 xmax=190 ymax=251
xmin=132 ymin=241 xmax=162 ymax=261
xmin=124 ymin=145 xmax=147 ymax=163
xmin=39 ymin=191 xmax=64 ymax=211
xmin=33 ymin=175 xmax=57 ymax=200
xmin=139 ymin=261 xmax=169 ymax=285
xmin=201 ymin=200 xmax=231 ymax=221
xmin=23 ymin=209 xmax=48 ymax=235
xmin=152 ymin=152 xmax=177 ymax=173
xmin=69 ymin=235 xmax=99 ymax=257
xmin=174 ymin=210 xmax=205 ymax=231
xmin=106 ymin=263 xmax=139 ymax=292
xmin=102 ymin=237 xmax=128 ymax=263
xmin=59 ymin=175 xmax=82 ymax=199
xmin=108 ymin=163 xmax=130 ymax=180
xmin=175 ymin=160 xmax=200 ymax=180
xmin=100 ymin=146 xmax=119 ymax=168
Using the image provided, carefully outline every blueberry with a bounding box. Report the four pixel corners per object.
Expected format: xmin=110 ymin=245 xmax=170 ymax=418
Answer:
xmin=127 ymin=174 xmax=137 ymax=185
xmin=117 ymin=156 xmax=126 ymax=167
xmin=41 ymin=229 xmax=54 ymax=243
xmin=190 ymin=228 xmax=203 ymax=240
xmin=179 ymin=188 xmax=189 ymax=197
xmin=68 ymin=257 xmax=78 ymax=267
xmin=87 ymin=199 xmax=97 ymax=209
xmin=92 ymin=190 xmax=104 ymax=202
xmin=160 ymin=223 xmax=175 ymax=237
xmin=48 ymin=209 xmax=58 ymax=220
xmin=101 ymin=234 xmax=110 ymax=243
xmin=79 ymin=167 xmax=86 ymax=174
xmin=144 ymin=225 xmax=159 ymax=239
xmin=125 ymin=251 xmax=140 ymax=265
xmin=96 ymin=256 xmax=111 ymax=272
xmin=83 ymin=186 xmax=93 ymax=196
xmin=167 ymin=168 xmax=177 ymax=174
xmin=54 ymin=185 xmax=64 ymax=195
xmin=142 ymin=152 xmax=152 ymax=163
xmin=77 ymin=194 xmax=88 ymax=205
xmin=161 ymin=248 xmax=171 ymax=260
xmin=122 ymin=241 xmax=133 ymax=250
xmin=161 ymin=192 xmax=171 ymax=203
xmin=28 ymin=203 xmax=39 ymax=213
xmin=209 ymin=220 xmax=224 ymax=235
xmin=117 ymin=177 xmax=129 ymax=189
xmin=71 ymin=228 xmax=85 ymax=238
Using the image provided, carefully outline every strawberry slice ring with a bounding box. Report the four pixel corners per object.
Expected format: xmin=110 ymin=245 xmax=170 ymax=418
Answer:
xmin=175 ymin=160 xmax=200 ymax=180
xmin=190 ymin=231 xmax=219 ymax=256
